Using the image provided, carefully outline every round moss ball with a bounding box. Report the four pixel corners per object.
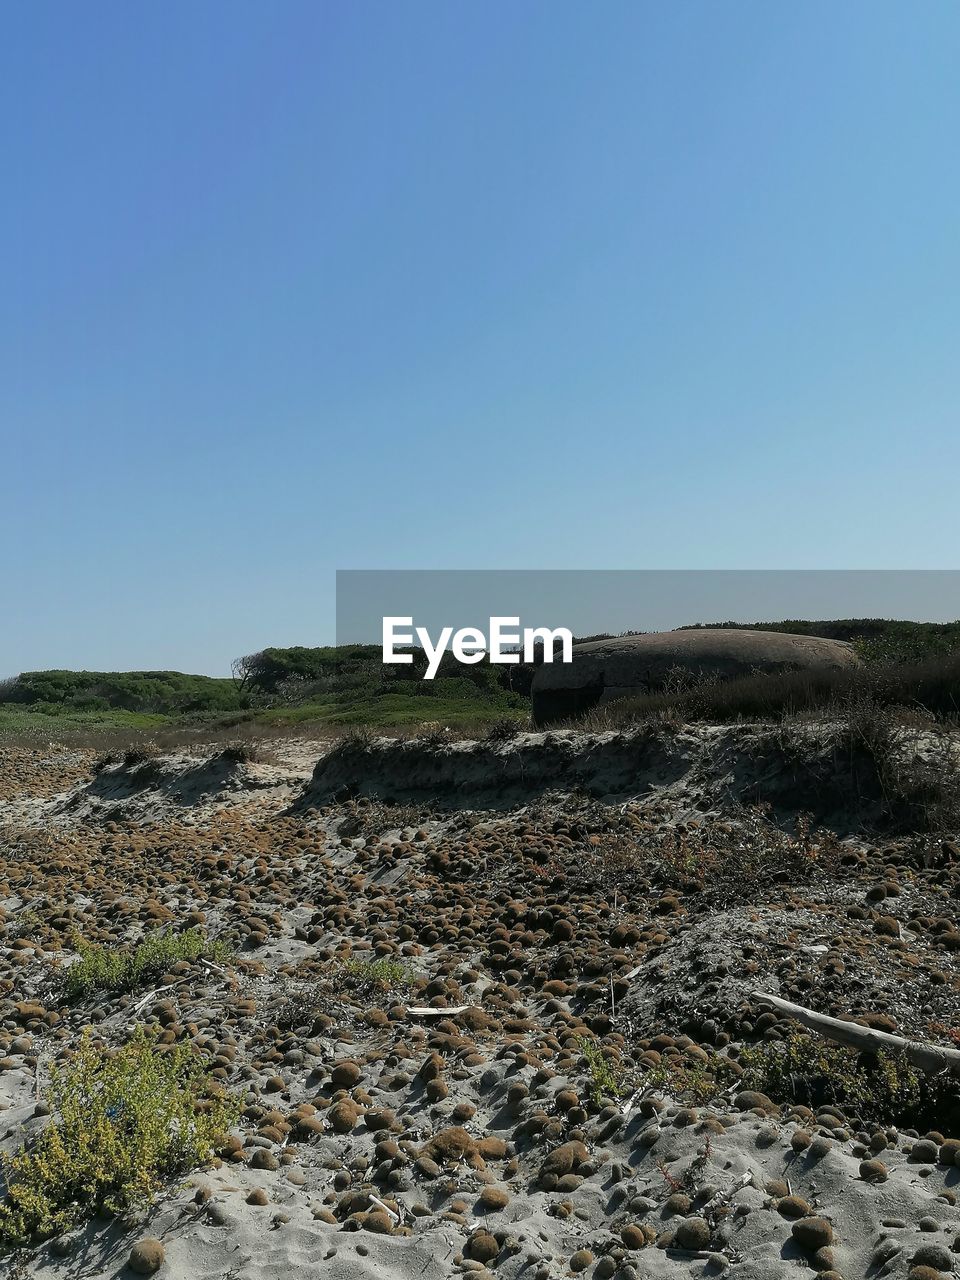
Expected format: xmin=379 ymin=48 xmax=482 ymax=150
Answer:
xmin=128 ymin=1238 xmax=165 ymax=1275
xmin=478 ymin=1186 xmax=510 ymax=1211
xmin=792 ymin=1217 xmax=834 ymax=1252
xmin=466 ymin=1231 xmax=500 ymax=1263
xmin=859 ymin=1158 xmax=888 ymax=1182
xmin=674 ymin=1217 xmax=712 ymax=1250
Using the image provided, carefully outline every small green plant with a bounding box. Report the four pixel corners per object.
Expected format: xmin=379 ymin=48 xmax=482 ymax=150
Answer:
xmin=0 ymin=1028 xmax=240 ymax=1246
xmin=577 ymin=1037 xmax=624 ymax=1107
xmin=736 ymin=1030 xmax=960 ymax=1129
xmin=339 ymin=956 xmax=414 ymax=992
xmin=640 ymin=1050 xmax=736 ymax=1106
xmin=63 ymin=928 xmax=230 ymax=1001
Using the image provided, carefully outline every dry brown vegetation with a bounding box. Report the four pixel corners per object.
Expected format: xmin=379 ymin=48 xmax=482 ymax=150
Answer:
xmin=570 ymin=650 xmax=960 ymax=731
xmin=3 ymin=701 xmax=960 ymax=1275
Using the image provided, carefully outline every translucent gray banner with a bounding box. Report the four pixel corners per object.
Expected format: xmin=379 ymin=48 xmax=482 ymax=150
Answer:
xmin=336 ymin=570 xmax=960 ymax=648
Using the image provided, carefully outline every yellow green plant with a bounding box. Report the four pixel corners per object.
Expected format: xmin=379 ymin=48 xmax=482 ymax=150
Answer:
xmin=577 ymin=1037 xmax=624 ymax=1107
xmin=0 ymin=1028 xmax=240 ymax=1246
xmin=640 ymin=1050 xmax=736 ymax=1106
xmin=340 ymin=956 xmax=413 ymax=991
xmin=736 ymin=1030 xmax=956 ymax=1128
xmin=63 ymin=928 xmax=230 ymax=1001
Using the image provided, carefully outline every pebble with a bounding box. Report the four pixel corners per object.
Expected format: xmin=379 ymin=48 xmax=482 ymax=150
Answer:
xmin=911 ymin=1243 xmax=955 ymax=1271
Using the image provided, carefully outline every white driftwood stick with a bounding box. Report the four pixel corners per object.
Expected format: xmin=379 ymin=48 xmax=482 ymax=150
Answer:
xmin=620 ymin=1087 xmax=641 ymax=1116
xmin=701 ymin=1170 xmax=752 ymax=1215
xmin=368 ymin=1194 xmax=399 ymax=1224
xmin=130 ymin=980 xmax=181 ymax=1017
xmin=752 ymin=990 xmax=960 ymax=1075
xmin=406 ymin=1004 xmax=471 ymax=1017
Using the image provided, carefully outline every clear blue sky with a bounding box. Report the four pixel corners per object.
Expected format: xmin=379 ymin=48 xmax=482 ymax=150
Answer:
xmin=3 ymin=2 xmax=959 ymax=675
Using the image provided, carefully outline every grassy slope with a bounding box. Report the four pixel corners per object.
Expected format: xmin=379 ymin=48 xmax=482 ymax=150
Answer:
xmin=0 ymin=707 xmax=172 ymax=736
xmin=0 ymin=697 xmax=522 ymax=736
xmin=0 ymin=652 xmax=527 ymax=734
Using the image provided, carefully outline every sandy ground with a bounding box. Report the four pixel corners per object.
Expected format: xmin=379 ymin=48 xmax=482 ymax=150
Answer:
xmin=2 ymin=724 xmax=960 ymax=1279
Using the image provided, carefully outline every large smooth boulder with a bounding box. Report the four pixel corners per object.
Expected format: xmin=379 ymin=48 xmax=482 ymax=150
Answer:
xmin=531 ymin=628 xmax=858 ymax=724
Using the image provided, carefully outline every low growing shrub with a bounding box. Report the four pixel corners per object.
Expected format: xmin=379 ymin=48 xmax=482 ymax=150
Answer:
xmin=63 ymin=928 xmax=229 ymax=1001
xmin=577 ymin=1036 xmax=624 ymax=1107
xmin=639 ymin=1048 xmax=739 ymax=1106
xmin=0 ymin=1028 xmax=240 ymax=1246
xmin=340 ymin=956 xmax=414 ymax=992
xmin=485 ymin=716 xmax=525 ymax=741
xmin=737 ymin=1030 xmax=960 ymax=1130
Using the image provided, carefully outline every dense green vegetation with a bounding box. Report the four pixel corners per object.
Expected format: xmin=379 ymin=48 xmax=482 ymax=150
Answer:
xmin=681 ymin=618 xmax=960 ymax=663
xmin=0 ymin=669 xmax=242 ymax=715
xmin=0 ymin=645 xmax=529 ymax=732
xmin=2 ymin=621 xmax=958 ymax=736
xmin=233 ymin=644 xmax=528 ymax=725
xmin=0 ymin=706 xmax=170 ymax=735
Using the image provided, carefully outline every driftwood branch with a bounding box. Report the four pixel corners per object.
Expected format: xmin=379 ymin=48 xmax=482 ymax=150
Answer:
xmin=368 ymin=1193 xmax=400 ymax=1224
xmin=406 ymin=1004 xmax=471 ymax=1018
xmin=701 ymin=1170 xmax=753 ymax=1215
xmin=752 ymin=990 xmax=960 ymax=1075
